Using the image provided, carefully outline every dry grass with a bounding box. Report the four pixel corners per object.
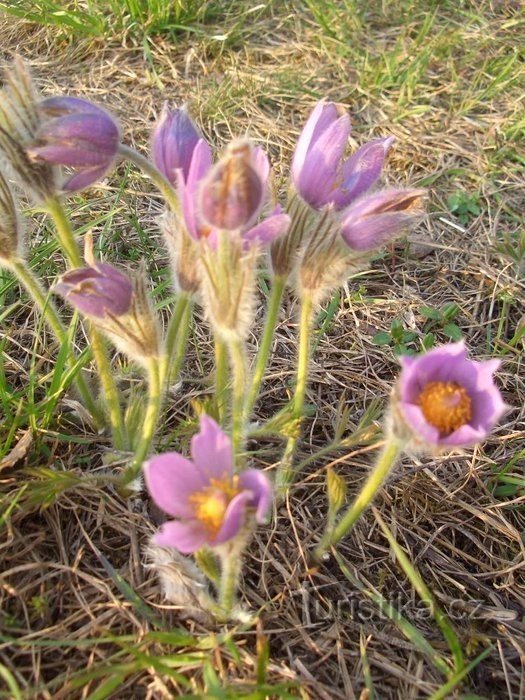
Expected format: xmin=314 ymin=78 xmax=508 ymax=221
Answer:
xmin=1 ymin=1 xmax=524 ymax=697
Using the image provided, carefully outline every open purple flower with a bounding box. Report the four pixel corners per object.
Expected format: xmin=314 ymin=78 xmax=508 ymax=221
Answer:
xmin=292 ymin=100 xmax=394 ymax=210
xmin=152 ymin=104 xmax=201 ymax=185
xmin=54 ymin=262 xmax=132 ymax=319
xmin=396 ymin=342 xmax=506 ymax=448
xmin=178 ymin=138 xmax=289 ymax=249
xmin=29 ymin=96 xmax=120 ymax=192
xmin=144 ymin=416 xmax=272 ymax=553
xmin=340 ymin=188 xmax=426 ymax=251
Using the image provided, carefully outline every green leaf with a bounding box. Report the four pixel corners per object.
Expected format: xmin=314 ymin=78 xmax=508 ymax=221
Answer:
xmin=442 ymin=323 xmax=463 ymax=341
xmin=420 ymin=306 xmax=441 ymax=320
xmin=372 ymin=331 xmax=392 ymax=346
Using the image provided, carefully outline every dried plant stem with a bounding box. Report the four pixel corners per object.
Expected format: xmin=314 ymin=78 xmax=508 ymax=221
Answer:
xmin=276 ymin=294 xmax=314 ymax=493
xmin=10 ymin=258 xmax=103 ymax=426
xmin=314 ymin=438 xmax=404 ymax=560
xmin=117 ymin=144 xmax=180 ymax=213
xmin=45 ymin=196 xmax=127 ymax=445
xmin=123 ymin=357 xmax=163 ymax=484
xmin=244 ymin=274 xmax=286 ymax=423
xmin=165 ymin=293 xmax=192 ymax=385
xmin=229 ymin=337 xmax=247 ymax=459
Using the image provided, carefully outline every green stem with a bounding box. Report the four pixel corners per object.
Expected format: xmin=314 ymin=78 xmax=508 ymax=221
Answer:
xmin=218 ymin=549 xmax=241 ymax=617
xmin=243 ymin=274 xmax=286 ymax=423
xmin=44 ymin=196 xmax=82 ymax=267
xmin=117 ymin=144 xmax=180 ymax=213
xmin=275 ymin=294 xmax=314 ymax=493
xmin=215 ymin=338 xmax=228 ymax=422
xmin=228 ymin=338 xmax=247 ymax=459
xmin=122 ymin=357 xmax=163 ymax=485
xmin=314 ymin=438 xmax=404 ymax=560
xmin=10 ymin=258 xmax=103 ymax=426
xmin=89 ymin=326 xmax=126 ymax=450
xmin=164 ymin=293 xmax=192 ymax=385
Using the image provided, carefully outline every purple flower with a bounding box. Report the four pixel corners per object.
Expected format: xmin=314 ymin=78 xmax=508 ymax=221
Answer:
xmin=152 ymin=104 xmax=201 ymax=185
xmin=292 ymin=100 xmax=394 ymax=210
xmin=340 ymin=188 xmax=426 ymax=251
xmin=54 ymin=262 xmax=132 ymax=319
xmin=144 ymin=416 xmax=272 ymax=553
xmin=29 ymin=96 xmax=120 ymax=192
xmin=178 ymin=138 xmax=289 ymax=249
xmin=396 ymin=342 xmax=506 ymax=448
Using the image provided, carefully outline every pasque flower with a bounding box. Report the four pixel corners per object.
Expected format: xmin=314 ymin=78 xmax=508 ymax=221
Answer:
xmin=54 ymin=262 xmax=133 ymax=319
xmin=29 ymin=96 xmax=120 ymax=192
xmin=152 ymin=104 xmax=201 ymax=185
xmin=292 ymin=100 xmax=394 ymax=210
xmin=393 ymin=342 xmax=506 ymax=448
xmin=144 ymin=416 xmax=272 ymax=553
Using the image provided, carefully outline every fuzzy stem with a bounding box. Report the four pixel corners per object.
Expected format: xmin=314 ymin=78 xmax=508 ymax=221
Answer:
xmin=117 ymin=144 xmax=180 ymax=213
xmin=9 ymin=258 xmax=103 ymax=426
xmin=44 ymin=196 xmax=82 ymax=267
xmin=229 ymin=338 xmax=247 ymax=459
xmin=122 ymin=357 xmax=163 ymax=485
xmin=244 ymin=274 xmax=286 ymax=423
xmin=89 ymin=326 xmax=126 ymax=450
xmin=218 ymin=549 xmax=241 ymax=617
xmin=164 ymin=293 xmax=192 ymax=385
xmin=275 ymin=294 xmax=314 ymax=493
xmin=314 ymin=438 xmax=404 ymax=560
xmin=215 ymin=338 xmax=228 ymax=421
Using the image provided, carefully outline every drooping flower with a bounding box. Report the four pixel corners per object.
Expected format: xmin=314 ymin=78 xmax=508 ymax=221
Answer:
xmin=152 ymin=104 xmax=201 ymax=185
xmin=29 ymin=96 xmax=121 ymax=192
xmin=144 ymin=416 xmax=272 ymax=553
xmin=393 ymin=342 xmax=506 ymax=449
xmin=292 ymin=100 xmax=394 ymax=210
xmin=54 ymin=263 xmax=133 ymax=319
xmin=340 ymin=188 xmax=426 ymax=251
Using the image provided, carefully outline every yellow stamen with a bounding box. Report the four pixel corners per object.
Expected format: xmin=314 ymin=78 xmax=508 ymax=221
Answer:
xmin=189 ymin=476 xmax=240 ymax=535
xmin=418 ymin=381 xmax=472 ymax=434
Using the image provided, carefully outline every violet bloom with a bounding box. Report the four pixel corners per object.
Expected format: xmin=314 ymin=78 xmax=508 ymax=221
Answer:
xmin=29 ymin=96 xmax=120 ymax=192
xmin=54 ymin=263 xmax=132 ymax=319
xmin=292 ymin=100 xmax=394 ymax=210
xmin=396 ymin=342 xmax=506 ymax=448
xmin=340 ymin=188 xmax=426 ymax=251
xmin=178 ymin=138 xmax=289 ymax=249
xmin=152 ymin=104 xmax=201 ymax=185
xmin=144 ymin=416 xmax=272 ymax=553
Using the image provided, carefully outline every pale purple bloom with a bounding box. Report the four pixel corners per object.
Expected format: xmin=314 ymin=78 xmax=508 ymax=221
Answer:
xmin=29 ymin=96 xmax=120 ymax=192
xmin=292 ymin=100 xmax=394 ymax=210
xmin=397 ymin=342 xmax=506 ymax=447
xmin=144 ymin=416 xmax=272 ymax=553
xmin=340 ymin=188 xmax=426 ymax=251
xmin=54 ymin=263 xmax=132 ymax=319
xmin=152 ymin=104 xmax=201 ymax=185
xmin=178 ymin=138 xmax=289 ymax=249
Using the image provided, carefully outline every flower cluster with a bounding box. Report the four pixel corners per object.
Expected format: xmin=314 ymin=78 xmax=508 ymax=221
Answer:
xmin=0 ymin=57 xmax=508 ymax=621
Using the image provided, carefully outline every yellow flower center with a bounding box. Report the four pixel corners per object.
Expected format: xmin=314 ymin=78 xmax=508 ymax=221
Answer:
xmin=418 ymin=381 xmax=472 ymax=434
xmin=189 ymin=476 xmax=240 ymax=535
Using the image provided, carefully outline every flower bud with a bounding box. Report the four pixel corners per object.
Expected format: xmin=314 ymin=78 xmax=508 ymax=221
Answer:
xmin=199 ymin=140 xmax=264 ymax=231
xmin=29 ymin=96 xmax=121 ymax=192
xmin=152 ymin=104 xmax=201 ymax=185
xmin=54 ymin=263 xmax=133 ymax=319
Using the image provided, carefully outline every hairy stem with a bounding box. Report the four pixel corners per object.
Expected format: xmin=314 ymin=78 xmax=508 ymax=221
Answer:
xmin=243 ymin=274 xmax=286 ymax=423
xmin=164 ymin=293 xmax=192 ymax=386
xmin=215 ymin=338 xmax=228 ymax=422
xmin=229 ymin=337 xmax=247 ymax=459
xmin=218 ymin=549 xmax=242 ymax=618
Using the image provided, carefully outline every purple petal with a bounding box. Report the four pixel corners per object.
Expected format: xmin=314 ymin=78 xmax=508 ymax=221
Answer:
xmin=400 ymin=403 xmax=441 ymax=444
xmin=37 ymin=113 xmax=119 ymax=156
xmin=144 ymin=452 xmax=208 ymax=518
xmin=40 ymin=96 xmax=111 ymax=118
xmin=177 ymin=139 xmax=213 ymax=240
xmin=62 ymin=163 xmax=113 ymax=192
xmin=438 ymin=424 xmax=486 ymax=447
xmin=190 ymin=415 xmax=234 ymax=479
xmin=30 ymin=143 xmax=109 ymax=167
xmin=251 ymin=146 xmax=270 ymax=183
xmin=213 ymin=491 xmax=252 ymax=545
xmin=54 ymin=262 xmax=132 ymax=317
xmin=238 ymin=469 xmax=273 ymax=522
xmin=341 ymin=211 xmax=419 ymax=251
xmin=331 ymin=137 xmax=394 ymax=209
xmin=399 ymin=342 xmax=467 ymax=402
xmin=292 ymin=101 xmax=343 ymax=182
xmin=152 ymin=104 xmax=201 ymax=184
xmin=154 ymin=519 xmax=209 ymax=553
xmin=242 ymin=210 xmax=290 ymax=249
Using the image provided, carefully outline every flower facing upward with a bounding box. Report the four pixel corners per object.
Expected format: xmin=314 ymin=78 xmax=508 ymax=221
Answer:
xmin=144 ymin=416 xmax=272 ymax=553
xmin=292 ymin=100 xmax=394 ymax=210
xmin=152 ymin=104 xmax=201 ymax=185
xmin=54 ymin=263 xmax=132 ymax=319
xmin=29 ymin=96 xmax=120 ymax=192
xmin=395 ymin=342 xmax=506 ymax=448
